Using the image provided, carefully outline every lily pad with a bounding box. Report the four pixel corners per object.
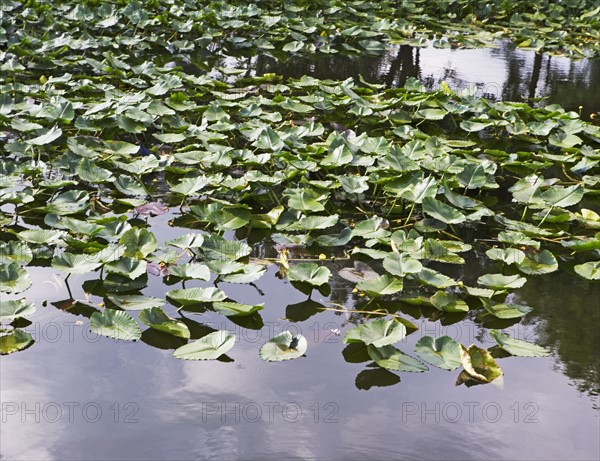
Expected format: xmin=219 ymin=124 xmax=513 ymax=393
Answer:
xmin=489 ymin=330 xmax=550 ymax=357
xmin=367 ymin=344 xmax=428 ymax=372
xmin=166 ymin=287 xmax=227 ymax=306
xmin=481 ymin=299 xmax=533 ymax=319
xmin=574 ymin=261 xmax=600 ymax=280
xmin=477 ymin=273 xmax=527 ymax=290
xmin=259 ymin=331 xmax=307 ymax=362
xmin=288 ymin=263 xmax=331 ymax=286
xmin=344 ymin=319 xmax=406 ymax=347
xmin=90 ymin=309 xmax=142 ymax=341
xmin=0 ymin=263 xmax=32 ymax=294
xmin=212 ymin=301 xmax=264 ymax=317
xmin=173 ymin=331 xmax=236 ymax=360
xmin=106 ymin=295 xmax=165 ymax=311
xmin=414 ymin=336 xmax=462 ymax=370
xmin=356 ymin=274 xmax=404 ymax=297
xmin=0 ymin=299 xmax=36 ymax=320
xmin=139 ymin=307 xmax=190 ymax=339
xmin=459 ymin=344 xmax=502 ymax=383
xmin=0 ymin=329 xmax=34 ymax=355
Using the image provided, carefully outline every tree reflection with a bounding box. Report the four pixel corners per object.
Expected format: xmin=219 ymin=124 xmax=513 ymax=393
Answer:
xmin=251 ymin=42 xmax=599 ymax=119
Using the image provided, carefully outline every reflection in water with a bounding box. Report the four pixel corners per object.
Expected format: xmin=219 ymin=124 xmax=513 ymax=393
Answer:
xmin=247 ymin=42 xmax=600 ymax=119
xmin=518 ymin=272 xmax=600 ymax=404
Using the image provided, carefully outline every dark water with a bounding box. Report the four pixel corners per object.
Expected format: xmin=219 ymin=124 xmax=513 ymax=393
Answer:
xmin=215 ymin=42 xmax=600 ymax=120
xmin=2 ymin=45 xmax=600 ymax=460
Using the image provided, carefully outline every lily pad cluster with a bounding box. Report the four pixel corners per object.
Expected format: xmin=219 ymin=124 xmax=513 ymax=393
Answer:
xmin=1 ymin=0 xmax=599 ymax=65
xmin=0 ymin=0 xmax=598 ymax=388
xmin=341 ymin=318 xmax=549 ymax=386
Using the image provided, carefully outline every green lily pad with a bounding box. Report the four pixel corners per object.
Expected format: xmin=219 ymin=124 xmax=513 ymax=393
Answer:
xmin=0 ymin=263 xmax=32 ymax=294
xmin=489 ymin=330 xmax=550 ymax=357
xmin=422 ymin=196 xmax=466 ymax=224
xmin=517 ymin=250 xmax=558 ymax=275
xmin=459 ymin=344 xmax=502 ymax=383
xmin=477 ymin=273 xmax=527 ymax=290
xmin=119 ymin=228 xmax=157 ymax=259
xmin=574 ymin=261 xmax=600 ymax=280
xmin=383 ymin=253 xmax=423 ymax=277
xmin=166 ymin=287 xmax=227 ymax=306
xmin=414 ymin=335 xmax=462 ymax=370
xmin=51 ymin=253 xmax=102 ymax=275
xmin=0 ymin=329 xmax=34 ymax=355
xmin=344 ymin=319 xmax=406 ymax=347
xmin=106 ymin=295 xmax=165 ymax=311
xmin=90 ymin=309 xmax=142 ymax=341
xmin=212 ymin=301 xmax=264 ymax=317
xmin=139 ymin=307 xmax=190 ymax=339
xmin=167 ymin=233 xmax=205 ymax=249
xmin=104 ymin=258 xmax=147 ymax=280
xmin=430 ymin=291 xmax=469 ymax=312
xmin=168 ymin=263 xmax=211 ymax=281
xmin=356 ymin=274 xmax=404 ymax=297
xmin=173 ymin=331 xmax=236 ymax=360
xmin=367 ymin=344 xmax=428 ymax=372
xmin=0 ymin=242 xmax=33 ymax=265
xmin=0 ymin=299 xmax=36 ymax=320
xmin=288 ymin=263 xmax=331 ymax=286
xmin=481 ymin=299 xmax=533 ymax=319
xmin=259 ymin=331 xmax=307 ymax=362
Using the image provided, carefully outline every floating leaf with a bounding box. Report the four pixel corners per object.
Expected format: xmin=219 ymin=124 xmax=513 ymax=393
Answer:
xmin=414 ymin=336 xmax=462 ymax=370
xmin=481 ymin=299 xmax=533 ymax=319
xmin=574 ymin=261 xmax=600 ymax=280
xmin=430 ymin=291 xmax=468 ymax=313
xmin=0 ymin=242 xmax=33 ymax=265
xmin=139 ymin=307 xmax=190 ymax=338
xmin=51 ymin=253 xmax=102 ymax=275
xmin=459 ymin=344 xmax=502 ymax=383
xmin=344 ymin=319 xmax=406 ymax=347
xmin=166 ymin=287 xmax=227 ymax=306
xmin=288 ymin=263 xmax=331 ymax=286
xmin=212 ymin=301 xmax=264 ymax=317
xmin=106 ymin=295 xmax=165 ymax=311
xmin=167 ymin=233 xmax=205 ymax=249
xmin=0 ymin=329 xmax=34 ymax=355
xmin=422 ymin=197 xmax=466 ymax=224
xmin=0 ymin=263 xmax=32 ymax=294
xmin=356 ymin=274 xmax=403 ymax=297
xmin=517 ymin=250 xmax=558 ymax=275
xmin=367 ymin=345 xmax=428 ymax=372
xmin=119 ymin=228 xmax=157 ymax=259
xmin=383 ymin=253 xmax=423 ymax=277
xmin=173 ymin=331 xmax=235 ymax=360
xmin=259 ymin=331 xmax=307 ymax=362
xmin=0 ymin=299 xmax=36 ymax=320
xmin=489 ymin=330 xmax=550 ymax=357
xmin=27 ymin=126 xmax=62 ymax=145
xmin=168 ymin=263 xmax=210 ymax=281
xmin=90 ymin=309 xmax=141 ymax=341
xmin=477 ymin=273 xmax=527 ymax=290
xmin=104 ymin=258 xmax=147 ymax=280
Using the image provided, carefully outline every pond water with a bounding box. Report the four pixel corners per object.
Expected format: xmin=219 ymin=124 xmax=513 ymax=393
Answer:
xmin=215 ymin=41 xmax=600 ymax=119
xmin=2 ymin=223 xmax=599 ymax=460
xmin=2 ymin=42 xmax=600 ymax=461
